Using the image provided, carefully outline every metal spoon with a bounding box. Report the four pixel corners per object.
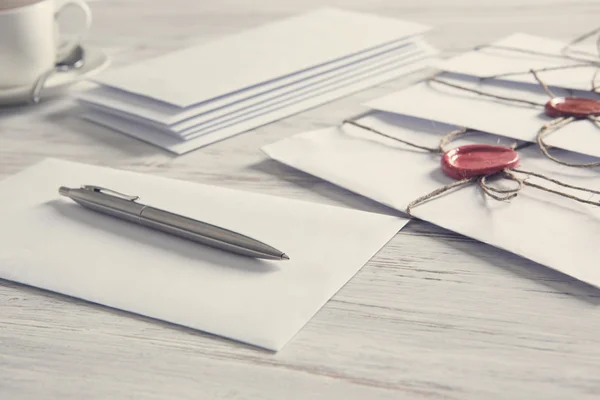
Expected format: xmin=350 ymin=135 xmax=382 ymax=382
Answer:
xmin=31 ymin=45 xmax=86 ymax=104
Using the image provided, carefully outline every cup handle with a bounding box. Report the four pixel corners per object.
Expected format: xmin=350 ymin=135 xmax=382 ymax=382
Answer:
xmin=53 ymin=0 xmax=93 ymax=62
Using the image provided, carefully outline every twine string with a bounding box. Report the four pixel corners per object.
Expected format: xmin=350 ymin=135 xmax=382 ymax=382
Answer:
xmin=483 ymin=64 xmax=594 ymax=81
xmin=536 ymin=116 xmax=600 ymax=168
xmin=561 ymin=26 xmax=600 ymax=58
xmin=437 ymin=127 xmax=471 ymax=152
xmin=342 ymin=119 xmax=600 ymax=215
xmin=342 ymin=119 xmax=440 ymax=153
xmin=512 ymin=168 xmax=600 ymax=195
xmin=429 ymin=77 xmax=546 ymax=107
xmin=431 ymin=69 xmax=554 ymax=107
xmin=406 ymin=168 xmax=600 ymax=215
xmin=530 ymin=69 xmax=556 ymax=98
xmin=342 ymin=119 xmax=472 ymax=154
xmin=511 ymin=170 xmax=600 ymax=207
xmin=406 ymin=177 xmax=475 ymax=215
xmin=478 ymin=173 xmax=522 ymax=201
xmin=475 ymin=44 xmax=598 ymax=65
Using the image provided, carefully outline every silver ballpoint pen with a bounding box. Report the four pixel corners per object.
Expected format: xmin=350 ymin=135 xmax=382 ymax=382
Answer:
xmin=59 ymin=185 xmax=289 ymax=261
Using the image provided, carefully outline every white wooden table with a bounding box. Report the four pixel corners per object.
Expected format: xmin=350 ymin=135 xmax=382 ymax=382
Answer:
xmin=2 ymin=1 xmax=600 ymax=398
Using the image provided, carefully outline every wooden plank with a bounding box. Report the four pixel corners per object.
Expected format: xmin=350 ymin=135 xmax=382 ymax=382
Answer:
xmin=2 ymin=1 xmax=600 ymax=398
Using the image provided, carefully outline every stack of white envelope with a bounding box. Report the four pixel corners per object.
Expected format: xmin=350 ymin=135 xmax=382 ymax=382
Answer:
xmin=263 ymin=31 xmax=600 ymax=289
xmin=77 ymin=7 xmax=438 ymax=155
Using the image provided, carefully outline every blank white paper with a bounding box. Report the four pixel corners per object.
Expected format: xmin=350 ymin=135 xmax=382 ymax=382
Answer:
xmin=0 ymin=159 xmax=407 ymax=351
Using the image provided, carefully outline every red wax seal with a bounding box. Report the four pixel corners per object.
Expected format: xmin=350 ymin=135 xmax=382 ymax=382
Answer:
xmin=441 ymin=144 xmax=520 ymax=180
xmin=545 ymin=97 xmax=600 ymax=118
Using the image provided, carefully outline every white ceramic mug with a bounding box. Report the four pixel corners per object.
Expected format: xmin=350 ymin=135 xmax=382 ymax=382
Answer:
xmin=0 ymin=0 xmax=92 ymax=88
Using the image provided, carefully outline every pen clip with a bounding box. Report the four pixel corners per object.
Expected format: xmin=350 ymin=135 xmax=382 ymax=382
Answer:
xmin=81 ymin=185 xmax=140 ymax=201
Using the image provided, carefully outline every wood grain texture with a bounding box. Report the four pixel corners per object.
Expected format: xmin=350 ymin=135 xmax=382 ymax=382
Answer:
xmin=2 ymin=0 xmax=600 ymax=398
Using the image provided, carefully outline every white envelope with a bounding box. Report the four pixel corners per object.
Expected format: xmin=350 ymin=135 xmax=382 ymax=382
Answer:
xmin=85 ymin=55 xmax=436 ymax=154
xmin=89 ymin=7 xmax=430 ymax=110
xmin=0 ymin=159 xmax=407 ymax=351
xmin=82 ymin=42 xmax=430 ymax=138
xmin=263 ymin=112 xmax=600 ymax=288
xmin=439 ymin=33 xmax=599 ymax=91
xmin=79 ymin=38 xmax=423 ymax=127
xmin=365 ymin=73 xmax=600 ymax=159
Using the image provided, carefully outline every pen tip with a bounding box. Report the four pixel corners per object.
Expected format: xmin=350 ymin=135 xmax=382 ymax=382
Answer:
xmin=281 ymin=253 xmax=290 ymax=260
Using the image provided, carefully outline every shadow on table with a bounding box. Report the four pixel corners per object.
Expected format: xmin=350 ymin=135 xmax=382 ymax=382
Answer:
xmin=45 ymin=106 xmax=175 ymax=158
xmin=0 ymin=278 xmax=275 ymax=353
xmin=440 ymin=234 xmax=600 ymax=305
xmin=249 ymin=157 xmax=404 ymax=217
xmin=0 ymin=99 xmax=174 ymax=159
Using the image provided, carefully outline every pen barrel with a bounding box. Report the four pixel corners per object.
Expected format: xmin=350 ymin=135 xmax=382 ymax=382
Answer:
xmin=62 ymin=187 xmax=145 ymax=223
xmin=60 ymin=187 xmax=286 ymax=260
xmin=138 ymin=207 xmax=285 ymax=259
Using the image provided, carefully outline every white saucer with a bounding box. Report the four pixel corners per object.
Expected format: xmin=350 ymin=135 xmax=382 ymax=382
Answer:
xmin=0 ymin=46 xmax=110 ymax=106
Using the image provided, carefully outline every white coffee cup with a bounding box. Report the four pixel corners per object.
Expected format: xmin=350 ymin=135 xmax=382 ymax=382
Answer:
xmin=0 ymin=0 xmax=92 ymax=88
